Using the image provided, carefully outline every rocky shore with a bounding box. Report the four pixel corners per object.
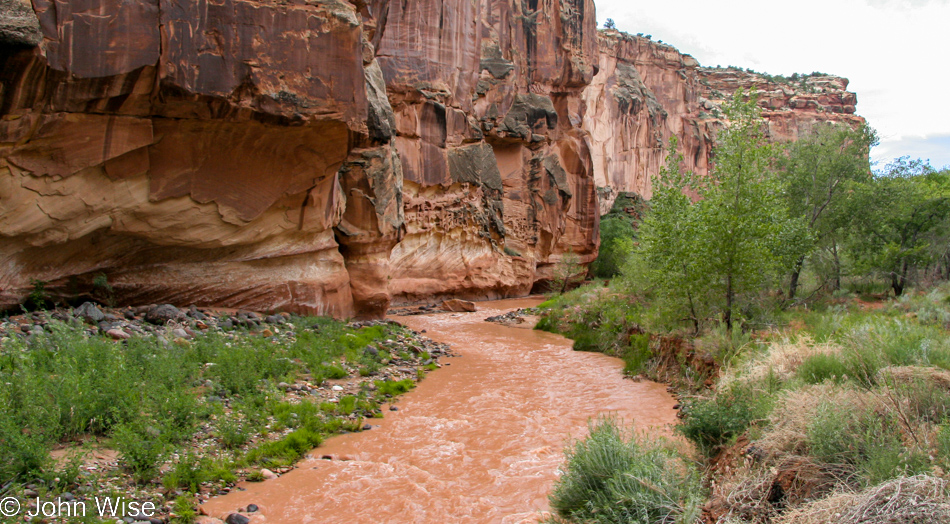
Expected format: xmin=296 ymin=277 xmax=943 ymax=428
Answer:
xmin=0 ymin=302 xmax=454 ymax=524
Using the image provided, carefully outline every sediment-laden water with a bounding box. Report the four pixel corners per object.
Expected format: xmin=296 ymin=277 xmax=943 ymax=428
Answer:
xmin=201 ymin=297 xmax=677 ymax=523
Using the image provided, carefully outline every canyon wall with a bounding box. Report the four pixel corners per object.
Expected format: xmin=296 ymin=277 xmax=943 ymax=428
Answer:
xmin=0 ymin=0 xmax=599 ymax=316
xmin=0 ymin=2 xmax=862 ymax=316
xmin=584 ymin=29 xmax=865 ymax=213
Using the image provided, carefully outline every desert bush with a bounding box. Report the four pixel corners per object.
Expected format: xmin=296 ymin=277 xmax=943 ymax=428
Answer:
xmin=677 ymin=384 xmax=773 ymax=458
xmin=549 ymin=417 xmax=703 ymax=524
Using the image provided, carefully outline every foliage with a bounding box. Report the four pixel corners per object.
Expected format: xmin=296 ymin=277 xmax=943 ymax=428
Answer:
xmin=778 ymin=122 xmax=878 ymax=298
xmin=847 ymin=158 xmax=950 ymax=296
xmin=27 ymin=278 xmax=50 ymax=310
xmin=603 ymin=18 xmax=616 ymax=30
xmin=548 ymin=417 xmax=704 ymax=524
xmin=0 ymin=315 xmax=417 ymax=484
xmin=92 ymin=273 xmax=116 ymax=307
xmin=677 ymin=383 xmax=773 ymax=457
xmin=550 ymin=250 xmax=585 ymax=295
xmin=637 ymin=91 xmax=810 ymax=331
xmin=591 ymin=193 xmax=646 ymax=278
xmin=112 ymin=422 xmax=168 ymax=483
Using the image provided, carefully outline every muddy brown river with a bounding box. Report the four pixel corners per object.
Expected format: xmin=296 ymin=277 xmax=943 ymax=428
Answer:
xmin=202 ymin=297 xmax=678 ymax=523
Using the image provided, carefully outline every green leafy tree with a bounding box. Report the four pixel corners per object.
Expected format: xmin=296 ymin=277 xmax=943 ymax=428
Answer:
xmin=591 ymin=217 xmax=635 ymax=278
xmin=848 ymin=158 xmax=950 ymax=296
xmin=779 ymin=122 xmax=877 ymax=298
xmin=637 ymin=91 xmax=809 ymax=331
xmin=551 ymin=250 xmax=584 ymax=295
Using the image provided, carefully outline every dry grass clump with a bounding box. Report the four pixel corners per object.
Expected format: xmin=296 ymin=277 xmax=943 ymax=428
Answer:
xmin=773 ymin=474 xmax=950 ymax=524
xmin=719 ymin=336 xmax=841 ymax=389
xmin=878 ymin=366 xmax=950 ymax=390
xmin=757 ymin=384 xmax=880 ymax=457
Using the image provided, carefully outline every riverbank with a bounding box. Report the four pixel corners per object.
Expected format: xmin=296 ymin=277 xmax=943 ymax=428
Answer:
xmin=0 ymin=303 xmax=451 ymax=523
xmin=534 ymin=281 xmax=950 ymax=523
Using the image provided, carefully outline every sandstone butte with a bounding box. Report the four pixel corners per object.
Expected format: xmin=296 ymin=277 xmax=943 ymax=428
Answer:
xmin=0 ymin=0 xmax=865 ymax=319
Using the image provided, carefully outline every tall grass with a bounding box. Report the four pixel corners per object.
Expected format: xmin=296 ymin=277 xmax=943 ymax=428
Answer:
xmin=549 ymin=418 xmax=704 ymax=524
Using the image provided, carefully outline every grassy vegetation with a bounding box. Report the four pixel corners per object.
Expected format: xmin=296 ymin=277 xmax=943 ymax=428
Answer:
xmin=0 ymin=316 xmax=425 ymax=519
xmin=540 ymin=280 xmax=950 ymax=522
xmin=547 ymin=418 xmax=704 ymax=524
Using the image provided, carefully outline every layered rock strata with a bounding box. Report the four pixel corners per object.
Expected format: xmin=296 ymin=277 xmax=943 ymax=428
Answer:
xmin=0 ymin=0 xmax=600 ymax=316
xmin=583 ymin=29 xmax=864 ymax=213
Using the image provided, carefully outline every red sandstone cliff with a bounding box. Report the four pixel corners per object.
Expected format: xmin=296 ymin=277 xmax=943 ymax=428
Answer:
xmin=0 ymin=3 xmax=864 ymax=317
xmin=0 ymin=0 xmax=599 ymax=316
xmin=584 ymin=29 xmax=865 ymax=213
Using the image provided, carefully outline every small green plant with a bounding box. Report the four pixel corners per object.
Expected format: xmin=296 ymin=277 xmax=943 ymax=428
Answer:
xmin=246 ymin=470 xmax=266 ymax=482
xmin=797 ymin=353 xmax=849 ymax=384
xmin=112 ymin=423 xmax=167 ymax=484
xmin=218 ymin=417 xmax=251 ymax=450
xmin=92 ymin=272 xmax=116 ymax=307
xmin=245 ymin=428 xmax=324 ymax=468
xmin=374 ymin=378 xmax=415 ymax=397
xmin=170 ymin=494 xmax=197 ymax=524
xmin=27 ymin=278 xmax=50 ymax=310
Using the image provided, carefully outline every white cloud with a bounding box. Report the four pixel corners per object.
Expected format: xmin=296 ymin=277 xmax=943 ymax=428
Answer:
xmin=594 ymin=0 xmax=950 ymax=167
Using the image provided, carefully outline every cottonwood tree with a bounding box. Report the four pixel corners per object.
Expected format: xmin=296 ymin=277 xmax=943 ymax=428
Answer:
xmin=637 ymin=92 xmax=809 ymax=331
xmin=848 ymin=157 xmax=950 ymax=296
xmin=778 ymin=122 xmax=877 ymax=298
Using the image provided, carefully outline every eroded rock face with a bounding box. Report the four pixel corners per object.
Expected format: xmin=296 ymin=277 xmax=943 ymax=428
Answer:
xmin=0 ymin=0 xmax=601 ymax=315
xmin=0 ymin=0 xmax=377 ymax=316
xmin=584 ymin=30 xmax=865 ymax=213
xmin=380 ymin=0 xmax=600 ymax=302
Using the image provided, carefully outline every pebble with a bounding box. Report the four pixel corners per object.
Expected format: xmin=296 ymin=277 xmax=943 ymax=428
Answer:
xmin=225 ymin=514 xmax=250 ymax=524
xmin=331 ymin=385 xmax=344 ymax=392
xmin=246 ymin=504 xmax=259 ymax=513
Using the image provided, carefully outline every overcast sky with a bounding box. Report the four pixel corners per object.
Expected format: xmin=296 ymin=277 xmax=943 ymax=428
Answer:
xmin=594 ymin=0 xmax=950 ymax=170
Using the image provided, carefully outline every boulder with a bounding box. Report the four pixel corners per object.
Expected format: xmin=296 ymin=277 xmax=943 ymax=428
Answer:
xmin=146 ymin=304 xmax=184 ymax=325
xmin=442 ymin=299 xmax=476 ymax=313
xmin=74 ymin=302 xmax=104 ymax=324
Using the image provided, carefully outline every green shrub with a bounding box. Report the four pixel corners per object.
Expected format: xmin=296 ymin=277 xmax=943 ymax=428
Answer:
xmin=375 ymin=378 xmax=415 ymax=397
xmin=245 ymin=428 xmax=323 ymax=468
xmin=112 ymin=423 xmax=167 ymax=483
xmin=677 ymin=385 xmax=772 ymax=457
xmin=549 ymin=418 xmax=703 ymax=524
xmin=805 ymin=401 xmax=928 ymax=484
xmin=170 ymin=495 xmax=197 ymax=524
xmin=621 ymin=334 xmax=652 ymax=375
xmin=27 ymin=278 xmax=50 ymax=310
xmin=591 ymin=217 xmax=636 ymax=278
xmin=0 ymin=413 xmax=50 ymax=478
xmin=217 ymin=416 xmax=251 ymax=450
xmin=164 ymin=454 xmax=236 ymax=492
xmin=797 ymin=353 xmax=849 ymax=384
